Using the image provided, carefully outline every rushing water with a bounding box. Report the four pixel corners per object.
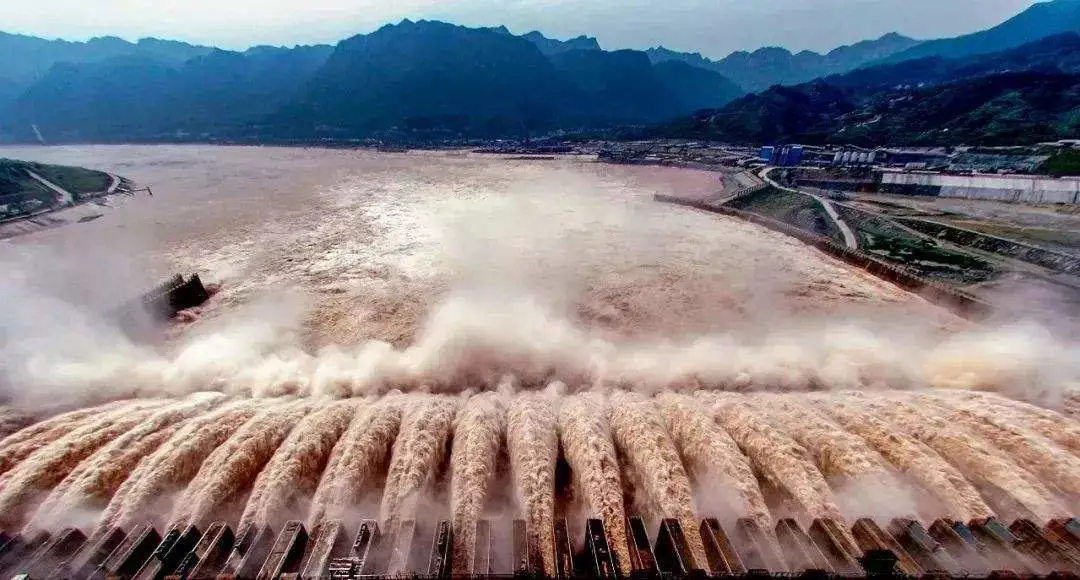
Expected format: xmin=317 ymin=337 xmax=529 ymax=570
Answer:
xmin=1 ymin=147 xmax=1080 ymax=574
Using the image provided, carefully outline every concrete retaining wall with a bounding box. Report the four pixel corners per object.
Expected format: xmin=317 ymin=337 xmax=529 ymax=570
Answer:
xmin=898 ymin=218 xmax=1080 ymax=275
xmin=880 ymin=173 xmax=1080 ymax=204
xmin=654 ymin=194 xmax=991 ymax=320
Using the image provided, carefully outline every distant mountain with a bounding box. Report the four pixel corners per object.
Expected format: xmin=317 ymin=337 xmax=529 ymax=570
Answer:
xmin=659 ymin=35 xmax=1080 ymax=146
xmin=0 ymin=31 xmax=212 ymax=84
xmin=276 ymin=20 xmax=744 ymax=138
xmin=827 ymin=33 xmax=1080 ymax=91
xmin=3 ymin=44 xmax=333 ymax=141
xmin=522 ymin=31 xmax=601 ymax=55
xmin=279 ymin=21 xmax=565 ymax=136
xmin=881 ymin=0 xmax=1080 ymax=63
xmin=652 ymin=61 xmax=745 ymax=117
xmin=665 ymin=71 xmax=1080 ymax=146
xmin=647 ymin=33 xmax=921 ymax=92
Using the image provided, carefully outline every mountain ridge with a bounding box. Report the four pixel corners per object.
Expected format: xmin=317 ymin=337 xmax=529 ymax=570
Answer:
xmin=0 ymin=20 xmax=745 ymax=141
xmin=4 ymin=0 xmax=1080 ymax=143
xmin=656 ymin=33 xmax=1080 ymax=146
xmin=647 ymin=33 xmax=922 ymax=92
xmin=879 ymin=0 xmax=1080 ymax=63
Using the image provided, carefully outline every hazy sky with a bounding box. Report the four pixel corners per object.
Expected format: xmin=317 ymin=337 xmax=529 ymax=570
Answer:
xmin=7 ymin=0 xmax=1039 ymax=58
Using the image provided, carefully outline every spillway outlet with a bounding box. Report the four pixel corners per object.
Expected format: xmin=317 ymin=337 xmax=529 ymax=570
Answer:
xmin=2 ymin=515 xmax=1080 ymax=577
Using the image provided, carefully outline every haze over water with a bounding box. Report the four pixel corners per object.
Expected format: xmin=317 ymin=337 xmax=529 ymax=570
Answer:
xmin=2 ymin=147 xmax=1080 ymax=572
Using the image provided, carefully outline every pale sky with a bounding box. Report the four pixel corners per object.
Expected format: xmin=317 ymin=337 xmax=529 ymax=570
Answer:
xmin=5 ymin=0 xmax=1039 ymax=59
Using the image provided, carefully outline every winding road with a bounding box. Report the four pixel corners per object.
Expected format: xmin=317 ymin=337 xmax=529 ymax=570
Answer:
xmin=761 ymin=167 xmax=858 ymax=249
xmin=26 ymin=170 xmax=73 ymax=206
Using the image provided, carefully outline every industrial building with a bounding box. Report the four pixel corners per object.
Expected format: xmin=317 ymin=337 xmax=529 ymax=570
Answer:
xmin=759 ymin=145 xmax=804 ymax=167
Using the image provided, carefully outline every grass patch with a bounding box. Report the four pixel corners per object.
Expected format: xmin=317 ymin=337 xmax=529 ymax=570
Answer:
xmin=728 ymin=187 xmax=845 ymax=244
xmin=29 ymin=163 xmax=110 ymax=199
xmin=1039 ymin=149 xmax=1080 ymax=177
xmin=940 ymin=219 xmax=1080 ymax=254
xmin=839 ymin=206 xmax=995 ymax=284
xmin=0 ymin=158 xmax=113 ymax=215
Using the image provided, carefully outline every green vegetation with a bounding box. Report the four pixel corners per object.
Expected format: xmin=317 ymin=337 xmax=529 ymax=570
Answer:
xmin=0 ymin=161 xmax=52 ymax=210
xmin=0 ymin=22 xmax=743 ymax=142
xmin=1038 ymin=149 xmax=1080 ymax=176
xmin=0 ymin=158 xmax=113 ymax=217
xmin=726 ymin=189 xmax=995 ymax=286
xmin=728 ymin=187 xmax=845 ymax=243
xmin=839 ymin=208 xmax=994 ymax=284
xmin=28 ymin=162 xmax=110 ymax=198
xmin=660 ymin=34 xmax=1080 ymax=146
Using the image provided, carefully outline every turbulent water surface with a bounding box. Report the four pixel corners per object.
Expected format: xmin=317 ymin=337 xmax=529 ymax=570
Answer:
xmin=1 ymin=146 xmax=1079 ymax=574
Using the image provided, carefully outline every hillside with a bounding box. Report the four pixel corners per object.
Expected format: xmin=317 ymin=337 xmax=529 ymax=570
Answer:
xmin=825 ymin=33 xmax=1080 ymax=91
xmin=263 ymin=21 xmax=745 ymax=138
xmin=0 ymin=32 xmax=212 ymax=95
xmin=3 ymin=45 xmax=333 ymax=142
xmin=881 ymin=0 xmax=1080 ymax=63
xmin=647 ymin=33 xmax=921 ymax=92
xmin=0 ymin=21 xmax=744 ymax=142
xmin=660 ymin=35 xmax=1080 ymax=146
xmin=278 ymin=21 xmax=564 ymax=136
xmin=668 ymin=71 xmax=1080 ymax=146
xmin=5 ymin=0 xmax=1077 ymax=144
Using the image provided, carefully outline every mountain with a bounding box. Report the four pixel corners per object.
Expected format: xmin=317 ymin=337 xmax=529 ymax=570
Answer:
xmin=0 ymin=31 xmax=212 ymax=85
xmin=279 ymin=21 xmax=565 ymax=136
xmin=647 ymin=33 xmax=921 ymax=92
xmin=881 ymin=0 xmax=1080 ymax=63
xmin=665 ymin=71 xmax=1080 ymax=146
xmin=277 ymin=20 xmax=744 ymax=138
xmin=3 ymin=44 xmax=333 ymax=141
xmin=542 ymin=49 xmax=742 ymax=127
xmin=660 ymin=35 xmax=1080 ymax=146
xmin=522 ymin=31 xmax=601 ymax=55
xmin=824 ymin=33 xmax=1080 ymax=92
xmin=652 ymin=61 xmax=745 ymax=117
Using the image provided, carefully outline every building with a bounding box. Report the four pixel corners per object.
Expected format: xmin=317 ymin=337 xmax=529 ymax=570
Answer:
xmin=760 ymin=146 xmax=775 ymax=163
xmin=762 ymin=145 xmax=803 ymax=167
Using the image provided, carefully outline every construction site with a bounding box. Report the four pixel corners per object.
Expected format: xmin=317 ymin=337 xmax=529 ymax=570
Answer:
xmin=2 ymin=146 xmax=1080 ymax=579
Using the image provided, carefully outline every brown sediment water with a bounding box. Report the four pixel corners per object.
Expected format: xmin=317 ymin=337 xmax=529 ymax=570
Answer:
xmin=506 ymin=391 xmax=558 ymax=575
xmin=656 ymin=393 xmax=771 ymax=528
xmin=379 ymin=395 xmax=458 ymax=523
xmin=557 ymin=393 xmax=632 ymax=574
xmin=449 ymin=393 xmax=506 ymax=575
xmin=850 ymin=393 xmax=1067 ymax=522
xmin=2 ymin=147 xmax=1080 ymax=578
xmin=607 ymin=391 xmax=704 ymax=564
xmin=25 ymin=393 xmax=227 ymax=532
xmin=696 ymin=392 xmax=843 ymax=523
xmin=936 ymin=390 xmax=1080 ymax=458
xmin=100 ymin=398 xmax=269 ymax=533
xmin=810 ymin=394 xmax=993 ymax=523
xmin=307 ymin=397 xmax=402 ymax=529
xmin=239 ymin=398 xmax=361 ymax=529
xmin=905 ymin=391 xmax=1080 ymax=500
xmin=0 ymin=399 xmax=169 ymax=530
xmin=169 ymin=399 xmax=316 ymax=528
xmin=0 ymin=400 xmax=138 ymax=477
xmin=745 ymin=393 xmax=918 ymax=520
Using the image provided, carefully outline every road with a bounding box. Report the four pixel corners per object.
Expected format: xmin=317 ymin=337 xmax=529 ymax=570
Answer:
xmin=106 ymin=173 xmax=121 ymax=194
xmin=761 ymin=167 xmax=858 ymax=249
xmin=26 ymin=170 xmax=74 ymax=206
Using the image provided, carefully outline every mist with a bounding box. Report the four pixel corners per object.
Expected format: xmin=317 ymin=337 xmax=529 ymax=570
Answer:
xmin=2 ymin=148 xmax=1080 ymax=572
